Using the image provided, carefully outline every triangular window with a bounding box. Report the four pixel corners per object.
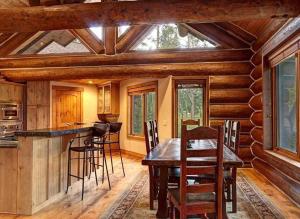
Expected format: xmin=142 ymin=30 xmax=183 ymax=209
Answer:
xmin=118 ymin=25 xmax=130 ymax=38
xmin=90 ymin=26 xmax=104 ymax=41
xmin=133 ymin=24 xmax=215 ymax=51
xmin=15 ymin=30 xmax=91 ymax=55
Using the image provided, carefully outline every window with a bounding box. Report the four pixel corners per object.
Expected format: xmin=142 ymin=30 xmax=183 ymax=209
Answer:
xmin=272 ymin=50 xmax=299 ymax=158
xmin=128 ymin=82 xmax=157 ymax=138
xmin=173 ymin=79 xmax=207 ymax=137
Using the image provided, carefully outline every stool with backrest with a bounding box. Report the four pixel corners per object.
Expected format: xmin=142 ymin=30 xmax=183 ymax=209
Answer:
xmin=168 ymin=125 xmax=224 ymax=219
xmin=224 ymin=120 xmax=240 ymax=213
xmin=105 ymin=122 xmax=125 ymax=176
xmin=66 ymin=134 xmax=99 ymax=200
xmin=90 ymin=123 xmax=111 ymax=190
xmin=144 ymin=120 xmax=180 ymax=210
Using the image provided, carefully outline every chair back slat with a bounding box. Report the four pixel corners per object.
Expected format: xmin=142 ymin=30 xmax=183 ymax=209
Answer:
xmin=228 ymin=121 xmax=240 ymax=154
xmin=186 ymin=202 xmax=215 ymax=213
xmin=224 ymin=120 xmax=232 ymax=147
xmin=152 ymin=120 xmax=159 ymax=145
xmin=144 ymin=121 xmax=155 ymax=153
xmin=186 ymin=166 xmax=216 ymax=175
xmin=182 ymin=119 xmax=201 ymax=126
xmin=187 ymin=183 xmax=216 ymax=193
xmin=180 ymin=125 xmax=224 ymax=218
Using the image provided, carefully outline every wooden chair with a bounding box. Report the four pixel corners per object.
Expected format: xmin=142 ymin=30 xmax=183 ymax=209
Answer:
xmin=224 ymin=120 xmax=240 ymax=213
xmin=144 ymin=121 xmax=179 ymax=210
xmin=168 ymin=125 xmax=224 ymax=219
xmin=181 ymin=119 xmax=201 ymax=126
xmin=224 ymin=120 xmax=232 ymax=147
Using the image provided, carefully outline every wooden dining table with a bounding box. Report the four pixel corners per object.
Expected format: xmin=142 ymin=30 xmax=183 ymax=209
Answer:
xmin=142 ymin=138 xmax=244 ymax=218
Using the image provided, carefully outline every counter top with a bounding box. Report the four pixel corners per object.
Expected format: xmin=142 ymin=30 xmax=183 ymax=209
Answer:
xmin=15 ymin=123 xmax=94 ymax=137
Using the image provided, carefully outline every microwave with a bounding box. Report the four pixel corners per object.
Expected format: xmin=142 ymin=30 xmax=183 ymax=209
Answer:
xmin=0 ymin=103 xmax=22 ymax=121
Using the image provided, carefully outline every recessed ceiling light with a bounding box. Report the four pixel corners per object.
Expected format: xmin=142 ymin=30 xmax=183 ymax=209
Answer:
xmin=88 ymin=80 xmax=93 ymax=84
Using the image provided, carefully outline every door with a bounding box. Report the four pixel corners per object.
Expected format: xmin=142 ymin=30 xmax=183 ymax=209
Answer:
xmin=173 ymin=79 xmax=207 ymax=137
xmin=52 ymin=88 xmax=82 ymax=128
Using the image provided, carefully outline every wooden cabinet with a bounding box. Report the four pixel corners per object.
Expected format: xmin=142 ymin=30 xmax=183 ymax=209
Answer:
xmin=0 ymin=81 xmax=24 ymax=103
xmin=97 ymin=82 xmax=119 ymax=114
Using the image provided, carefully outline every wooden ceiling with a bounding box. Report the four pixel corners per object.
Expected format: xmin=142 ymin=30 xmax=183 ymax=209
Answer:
xmin=0 ymin=0 xmax=297 ymax=84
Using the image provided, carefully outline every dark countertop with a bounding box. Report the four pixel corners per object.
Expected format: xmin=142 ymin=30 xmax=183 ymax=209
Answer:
xmin=15 ymin=123 xmax=94 ymax=137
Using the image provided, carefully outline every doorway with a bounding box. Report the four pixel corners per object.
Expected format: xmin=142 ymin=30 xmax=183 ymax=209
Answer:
xmin=52 ymin=86 xmax=83 ymax=128
xmin=173 ymin=79 xmax=208 ymax=137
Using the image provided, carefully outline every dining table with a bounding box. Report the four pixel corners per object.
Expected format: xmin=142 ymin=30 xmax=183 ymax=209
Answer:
xmin=141 ymin=138 xmax=244 ymax=218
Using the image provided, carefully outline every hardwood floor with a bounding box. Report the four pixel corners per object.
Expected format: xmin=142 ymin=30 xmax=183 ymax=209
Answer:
xmin=0 ymin=154 xmax=299 ymax=219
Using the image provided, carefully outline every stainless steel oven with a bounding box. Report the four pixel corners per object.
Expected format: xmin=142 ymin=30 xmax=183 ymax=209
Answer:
xmin=0 ymin=103 xmax=21 ymax=121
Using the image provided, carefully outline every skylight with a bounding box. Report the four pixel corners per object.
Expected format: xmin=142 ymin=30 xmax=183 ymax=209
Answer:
xmin=133 ymin=24 xmax=215 ymax=51
xmin=90 ymin=26 xmax=103 ymax=40
xmin=118 ymin=25 xmax=130 ymax=37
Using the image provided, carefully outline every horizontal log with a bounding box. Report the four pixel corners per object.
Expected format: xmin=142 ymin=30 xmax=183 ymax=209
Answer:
xmin=240 ymin=133 xmax=252 ymax=146
xmin=210 ymin=89 xmax=252 ymax=103
xmin=250 ymin=111 xmax=263 ymax=127
xmin=0 ymin=62 xmax=252 ymax=81
xmin=210 ymin=104 xmax=253 ymax=118
xmin=210 ymin=119 xmax=253 ymax=133
xmin=0 ymin=1 xmax=298 ymax=32
xmin=249 ymin=93 xmax=263 ymax=111
xmin=209 ymin=75 xmax=252 ymax=89
xmin=251 ymin=49 xmax=262 ymax=65
xmin=250 ymin=64 xmax=262 ymax=80
xmin=250 ymin=126 xmax=263 ymax=143
xmin=238 ymin=147 xmax=254 ymax=163
xmin=252 ymin=158 xmax=300 ymax=205
xmin=0 ymin=49 xmax=252 ymax=69
xmin=250 ymin=78 xmax=263 ymax=94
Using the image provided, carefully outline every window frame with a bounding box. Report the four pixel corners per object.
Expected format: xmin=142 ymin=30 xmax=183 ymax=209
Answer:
xmin=271 ymin=49 xmax=300 ymax=159
xmin=127 ymin=81 xmax=158 ymax=139
xmin=172 ymin=78 xmax=209 ymax=138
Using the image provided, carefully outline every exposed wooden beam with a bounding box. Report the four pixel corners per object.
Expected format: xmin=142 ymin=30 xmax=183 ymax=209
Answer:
xmin=70 ymin=29 xmax=104 ymax=54
xmin=1 ymin=62 xmax=253 ymax=81
xmin=0 ymin=49 xmax=253 ymax=69
xmin=0 ymin=0 xmax=298 ymax=32
xmin=252 ymin=19 xmax=288 ymax=51
xmin=0 ymin=33 xmax=38 ymax=56
xmin=116 ymin=25 xmax=152 ymax=53
xmin=186 ymin=23 xmax=249 ymax=48
xmin=0 ymin=33 xmax=15 ymax=46
xmin=214 ymin=22 xmax=257 ymax=45
xmin=104 ymin=27 xmax=117 ymax=55
xmin=28 ymin=0 xmax=40 ymax=6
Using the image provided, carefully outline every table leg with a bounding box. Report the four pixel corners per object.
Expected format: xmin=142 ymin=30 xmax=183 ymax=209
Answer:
xmin=156 ymin=166 xmax=168 ymax=218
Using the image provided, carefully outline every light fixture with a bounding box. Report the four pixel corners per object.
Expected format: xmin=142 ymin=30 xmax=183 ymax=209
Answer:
xmin=88 ymin=80 xmax=93 ymax=84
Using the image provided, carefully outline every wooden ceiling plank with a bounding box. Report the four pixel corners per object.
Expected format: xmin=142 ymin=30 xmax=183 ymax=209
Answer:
xmin=116 ymin=25 xmax=153 ymax=53
xmin=252 ymin=19 xmax=289 ymax=51
xmin=0 ymin=0 xmax=298 ymax=32
xmin=214 ymin=22 xmax=257 ymax=45
xmin=0 ymin=32 xmax=38 ymax=56
xmin=1 ymin=62 xmax=253 ymax=81
xmin=0 ymin=33 xmax=16 ymax=46
xmin=70 ymin=29 xmax=104 ymax=54
xmin=186 ymin=23 xmax=249 ymax=49
xmin=0 ymin=49 xmax=253 ymax=68
xmin=28 ymin=0 xmax=40 ymax=6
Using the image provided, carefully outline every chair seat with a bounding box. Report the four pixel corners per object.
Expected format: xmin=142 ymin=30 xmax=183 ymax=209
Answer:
xmin=70 ymin=146 xmax=100 ymax=152
xmin=169 ymin=189 xmax=215 ymax=204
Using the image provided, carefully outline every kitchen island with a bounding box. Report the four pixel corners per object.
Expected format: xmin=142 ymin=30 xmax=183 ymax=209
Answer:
xmin=0 ymin=124 xmax=96 ymax=215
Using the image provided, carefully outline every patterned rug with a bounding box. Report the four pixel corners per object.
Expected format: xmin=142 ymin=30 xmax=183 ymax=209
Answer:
xmin=103 ymin=172 xmax=284 ymax=219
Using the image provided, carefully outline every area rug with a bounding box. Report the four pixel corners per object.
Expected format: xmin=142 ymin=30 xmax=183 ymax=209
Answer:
xmin=103 ymin=172 xmax=284 ymax=219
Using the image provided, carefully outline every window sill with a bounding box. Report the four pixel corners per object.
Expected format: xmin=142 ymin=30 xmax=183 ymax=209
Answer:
xmin=265 ymin=150 xmax=300 ymax=168
xmin=127 ymin=135 xmax=145 ymax=141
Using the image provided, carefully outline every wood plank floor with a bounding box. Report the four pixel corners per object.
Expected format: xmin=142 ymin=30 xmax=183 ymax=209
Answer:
xmin=0 ymin=153 xmax=299 ymax=219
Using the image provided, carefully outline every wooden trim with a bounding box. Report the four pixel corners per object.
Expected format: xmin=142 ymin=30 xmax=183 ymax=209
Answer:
xmin=52 ymin=85 xmax=84 ymax=92
xmin=127 ymin=81 xmax=158 ymax=138
xmin=120 ymin=149 xmax=144 ymax=159
xmin=172 ymin=77 xmax=209 ymax=137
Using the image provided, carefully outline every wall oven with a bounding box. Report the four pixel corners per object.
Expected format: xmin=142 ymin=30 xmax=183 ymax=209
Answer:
xmin=0 ymin=103 xmax=21 ymax=121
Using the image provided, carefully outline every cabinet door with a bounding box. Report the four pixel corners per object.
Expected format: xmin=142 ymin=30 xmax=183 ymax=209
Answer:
xmin=98 ymin=87 xmax=104 ymax=113
xmin=104 ymin=85 xmax=111 ymax=113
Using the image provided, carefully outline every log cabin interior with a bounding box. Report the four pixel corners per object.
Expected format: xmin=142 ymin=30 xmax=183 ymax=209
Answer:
xmin=0 ymin=0 xmax=299 ymax=218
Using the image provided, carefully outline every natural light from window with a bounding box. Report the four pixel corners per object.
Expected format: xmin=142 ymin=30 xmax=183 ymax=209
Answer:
xmin=118 ymin=25 xmax=130 ymax=37
xmin=134 ymin=24 xmax=215 ymax=51
xmin=90 ymin=26 xmax=103 ymax=40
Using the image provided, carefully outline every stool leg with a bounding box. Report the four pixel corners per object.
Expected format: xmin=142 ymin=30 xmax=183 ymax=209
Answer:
xmin=92 ymin=151 xmax=98 ymax=186
xmin=66 ymin=148 xmax=71 ymax=194
xmin=88 ymin=151 xmax=92 ymax=180
xmin=103 ymin=150 xmax=111 ymax=190
xmin=109 ymin=142 xmax=114 ymax=174
xmin=118 ymin=142 xmax=125 ymax=177
xmin=102 ymin=148 xmax=105 ymax=184
xmin=81 ymin=150 xmax=86 ymax=200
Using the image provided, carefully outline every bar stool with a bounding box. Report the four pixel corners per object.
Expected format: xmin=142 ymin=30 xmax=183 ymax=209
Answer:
xmin=105 ymin=122 xmax=125 ymax=176
xmin=65 ymin=135 xmax=99 ymax=200
xmin=91 ymin=123 xmax=111 ymax=189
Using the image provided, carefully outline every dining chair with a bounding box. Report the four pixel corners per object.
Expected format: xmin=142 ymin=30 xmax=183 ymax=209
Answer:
xmin=224 ymin=120 xmax=240 ymax=213
xmin=168 ymin=125 xmax=224 ymax=219
xmin=224 ymin=120 xmax=233 ymax=147
xmin=181 ymin=119 xmax=201 ymax=126
xmin=144 ymin=121 xmax=180 ymax=210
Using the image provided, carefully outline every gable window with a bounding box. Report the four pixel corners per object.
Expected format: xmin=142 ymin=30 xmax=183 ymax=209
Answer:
xmin=272 ymin=48 xmax=299 ymax=158
xmin=128 ymin=82 xmax=157 ymax=138
xmin=133 ymin=24 xmax=216 ymax=51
